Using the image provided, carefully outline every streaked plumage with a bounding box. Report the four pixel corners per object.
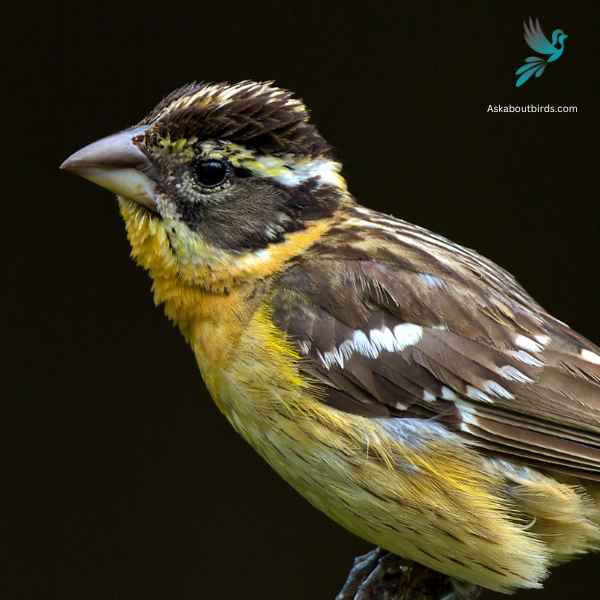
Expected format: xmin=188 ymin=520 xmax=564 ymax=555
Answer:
xmin=273 ymin=206 xmax=600 ymax=479
xmin=61 ymin=81 xmax=600 ymax=596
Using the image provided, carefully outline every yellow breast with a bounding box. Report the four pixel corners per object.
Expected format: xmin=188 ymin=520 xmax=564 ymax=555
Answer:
xmin=184 ymin=303 xmax=551 ymax=593
xmin=119 ymin=198 xmax=595 ymax=594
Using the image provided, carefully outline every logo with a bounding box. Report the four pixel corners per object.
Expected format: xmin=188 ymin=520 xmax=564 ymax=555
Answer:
xmin=515 ymin=18 xmax=568 ymax=88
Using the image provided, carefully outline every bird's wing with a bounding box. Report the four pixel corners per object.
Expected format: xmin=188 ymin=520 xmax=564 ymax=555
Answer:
xmin=271 ymin=206 xmax=600 ymax=480
xmin=523 ymin=18 xmax=556 ymax=56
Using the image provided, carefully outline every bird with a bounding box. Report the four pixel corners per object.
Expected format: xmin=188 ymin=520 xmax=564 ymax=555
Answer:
xmin=61 ymin=81 xmax=600 ymax=597
xmin=515 ymin=18 xmax=568 ymax=87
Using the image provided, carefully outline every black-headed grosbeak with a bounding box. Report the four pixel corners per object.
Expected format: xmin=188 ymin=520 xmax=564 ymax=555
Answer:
xmin=61 ymin=81 xmax=600 ymax=597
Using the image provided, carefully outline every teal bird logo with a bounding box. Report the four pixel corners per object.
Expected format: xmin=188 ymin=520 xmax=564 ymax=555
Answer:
xmin=515 ymin=18 xmax=568 ymax=88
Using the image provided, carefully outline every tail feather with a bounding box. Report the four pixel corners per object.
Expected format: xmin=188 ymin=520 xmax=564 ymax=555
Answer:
xmin=515 ymin=57 xmax=547 ymax=87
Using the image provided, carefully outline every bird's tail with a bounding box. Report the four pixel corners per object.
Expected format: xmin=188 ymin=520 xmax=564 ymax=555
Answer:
xmin=515 ymin=57 xmax=547 ymax=88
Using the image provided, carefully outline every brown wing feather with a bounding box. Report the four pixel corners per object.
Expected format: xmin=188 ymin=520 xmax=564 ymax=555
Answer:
xmin=271 ymin=206 xmax=600 ymax=480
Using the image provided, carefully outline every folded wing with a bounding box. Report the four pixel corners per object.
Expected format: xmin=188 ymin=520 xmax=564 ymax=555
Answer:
xmin=271 ymin=207 xmax=600 ymax=480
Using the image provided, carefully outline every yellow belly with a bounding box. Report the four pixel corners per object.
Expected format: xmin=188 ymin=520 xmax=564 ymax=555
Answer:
xmin=119 ymin=196 xmax=600 ymax=593
xmin=191 ymin=304 xmax=554 ymax=593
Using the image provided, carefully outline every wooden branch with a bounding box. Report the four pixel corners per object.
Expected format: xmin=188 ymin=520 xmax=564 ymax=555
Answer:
xmin=335 ymin=548 xmax=482 ymax=600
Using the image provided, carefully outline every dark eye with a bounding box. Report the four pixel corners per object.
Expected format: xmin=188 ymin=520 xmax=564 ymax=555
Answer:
xmin=194 ymin=159 xmax=230 ymax=188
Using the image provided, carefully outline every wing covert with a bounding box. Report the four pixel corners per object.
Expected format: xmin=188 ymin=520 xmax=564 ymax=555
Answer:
xmin=270 ymin=209 xmax=600 ymax=480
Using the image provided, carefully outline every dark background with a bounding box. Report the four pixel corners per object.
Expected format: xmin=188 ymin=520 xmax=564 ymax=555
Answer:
xmin=5 ymin=1 xmax=600 ymax=598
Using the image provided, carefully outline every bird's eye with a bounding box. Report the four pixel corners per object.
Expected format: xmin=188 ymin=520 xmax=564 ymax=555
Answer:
xmin=194 ymin=159 xmax=230 ymax=188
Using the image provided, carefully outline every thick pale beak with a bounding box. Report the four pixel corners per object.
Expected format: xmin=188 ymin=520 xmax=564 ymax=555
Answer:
xmin=60 ymin=126 xmax=158 ymax=211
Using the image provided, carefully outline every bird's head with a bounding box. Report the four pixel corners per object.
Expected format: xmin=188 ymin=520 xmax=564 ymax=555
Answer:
xmin=551 ymin=29 xmax=568 ymax=47
xmin=61 ymin=81 xmax=348 ymax=293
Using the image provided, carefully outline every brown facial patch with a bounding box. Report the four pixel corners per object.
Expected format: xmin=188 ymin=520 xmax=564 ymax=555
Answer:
xmin=164 ymin=176 xmax=343 ymax=253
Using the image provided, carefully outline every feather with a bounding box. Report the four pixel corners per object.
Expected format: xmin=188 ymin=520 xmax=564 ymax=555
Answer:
xmin=516 ymin=58 xmax=544 ymax=75
xmin=516 ymin=66 xmax=543 ymax=88
xmin=271 ymin=205 xmax=600 ymax=480
xmin=524 ymin=18 xmax=557 ymax=56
